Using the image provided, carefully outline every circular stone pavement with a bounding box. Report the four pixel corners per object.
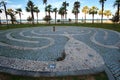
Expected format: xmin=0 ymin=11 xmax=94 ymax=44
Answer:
xmin=0 ymin=26 xmax=119 ymax=77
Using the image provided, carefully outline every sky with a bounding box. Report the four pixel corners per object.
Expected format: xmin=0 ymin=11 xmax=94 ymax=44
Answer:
xmin=0 ymin=0 xmax=117 ymax=20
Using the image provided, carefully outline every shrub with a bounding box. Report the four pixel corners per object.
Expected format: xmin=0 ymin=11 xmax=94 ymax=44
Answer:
xmin=57 ymin=19 xmax=61 ymax=22
xmin=43 ymin=15 xmax=52 ymax=23
xmin=27 ymin=16 xmax=33 ymax=23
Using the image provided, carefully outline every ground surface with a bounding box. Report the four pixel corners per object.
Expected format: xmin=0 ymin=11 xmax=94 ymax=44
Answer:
xmin=0 ymin=26 xmax=119 ymax=79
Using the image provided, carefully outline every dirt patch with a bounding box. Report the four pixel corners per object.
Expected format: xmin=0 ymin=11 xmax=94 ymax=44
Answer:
xmin=56 ymin=50 xmax=66 ymax=61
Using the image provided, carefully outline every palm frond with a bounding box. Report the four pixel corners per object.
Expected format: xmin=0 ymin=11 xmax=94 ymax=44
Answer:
xmin=26 ymin=7 xmax=30 ymax=12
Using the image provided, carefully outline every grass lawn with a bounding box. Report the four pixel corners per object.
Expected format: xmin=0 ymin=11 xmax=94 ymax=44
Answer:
xmin=0 ymin=23 xmax=120 ymax=32
xmin=0 ymin=72 xmax=108 ymax=80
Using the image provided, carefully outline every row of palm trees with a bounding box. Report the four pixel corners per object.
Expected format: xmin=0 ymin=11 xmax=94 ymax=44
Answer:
xmin=82 ymin=6 xmax=112 ymax=23
xmin=0 ymin=0 xmax=120 ymax=25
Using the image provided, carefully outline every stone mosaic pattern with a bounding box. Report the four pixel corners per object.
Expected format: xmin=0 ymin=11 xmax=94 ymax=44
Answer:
xmin=0 ymin=27 xmax=119 ymax=78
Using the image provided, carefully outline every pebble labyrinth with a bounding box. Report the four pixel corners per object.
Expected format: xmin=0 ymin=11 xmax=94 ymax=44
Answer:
xmin=0 ymin=27 xmax=119 ymax=79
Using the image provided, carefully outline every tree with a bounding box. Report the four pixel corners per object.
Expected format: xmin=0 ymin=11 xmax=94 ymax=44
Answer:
xmin=111 ymin=11 xmax=120 ymax=23
xmin=27 ymin=16 xmax=33 ymax=23
xmin=15 ymin=8 xmax=22 ymax=24
xmin=53 ymin=8 xmax=58 ymax=24
xmin=43 ymin=15 xmax=52 ymax=23
xmin=82 ymin=6 xmax=89 ymax=23
xmin=58 ymin=6 xmax=65 ymax=23
xmin=26 ymin=0 xmax=35 ymax=24
xmin=45 ymin=4 xmax=52 ymax=24
xmin=104 ymin=10 xmax=112 ymax=19
xmin=43 ymin=0 xmax=47 ymax=16
xmin=72 ymin=8 xmax=79 ymax=23
xmin=0 ymin=9 xmax=2 ymax=24
xmin=7 ymin=9 xmax=16 ymax=24
xmin=72 ymin=1 xmax=80 ymax=23
xmin=34 ymin=6 xmax=40 ymax=24
xmin=89 ymin=6 xmax=98 ymax=23
xmin=99 ymin=0 xmax=106 ymax=23
xmin=0 ymin=1 xmax=8 ymax=26
xmin=62 ymin=1 xmax=69 ymax=20
xmin=113 ymin=0 xmax=120 ymax=22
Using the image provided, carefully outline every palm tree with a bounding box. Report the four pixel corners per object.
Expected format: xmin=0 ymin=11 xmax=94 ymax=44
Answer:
xmin=26 ymin=0 xmax=35 ymax=24
xmin=89 ymin=6 xmax=98 ymax=23
xmin=58 ymin=6 xmax=65 ymax=23
xmin=34 ymin=6 xmax=40 ymax=24
xmin=43 ymin=0 xmax=47 ymax=16
xmin=53 ymin=8 xmax=58 ymax=24
xmin=104 ymin=10 xmax=112 ymax=19
xmin=0 ymin=1 xmax=8 ymax=26
xmin=7 ymin=9 xmax=16 ymax=24
xmin=82 ymin=6 xmax=89 ymax=23
xmin=72 ymin=1 xmax=80 ymax=23
xmin=45 ymin=4 xmax=52 ymax=24
xmin=114 ymin=0 xmax=120 ymax=22
xmin=72 ymin=8 xmax=78 ymax=23
xmin=0 ymin=9 xmax=2 ymax=24
xmin=62 ymin=1 xmax=69 ymax=20
xmin=16 ymin=8 xmax=22 ymax=24
xmin=99 ymin=0 xmax=106 ymax=23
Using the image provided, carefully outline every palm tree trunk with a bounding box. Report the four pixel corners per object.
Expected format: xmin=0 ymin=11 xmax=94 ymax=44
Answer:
xmin=65 ymin=13 xmax=67 ymax=21
xmin=65 ymin=8 xmax=67 ymax=21
xmin=85 ymin=13 xmax=86 ymax=23
xmin=61 ymin=15 xmax=62 ymax=24
xmin=63 ymin=15 xmax=64 ymax=24
xmin=45 ymin=3 xmax=47 ymax=16
xmin=92 ymin=14 xmax=94 ymax=23
xmin=0 ymin=17 xmax=1 ymax=25
xmin=76 ymin=13 xmax=78 ymax=23
xmin=31 ymin=11 xmax=34 ymax=24
xmin=37 ymin=13 xmax=38 ymax=24
xmin=55 ymin=12 xmax=56 ymax=24
xmin=11 ymin=15 xmax=14 ymax=24
xmin=101 ymin=3 xmax=104 ymax=23
xmin=77 ymin=13 xmax=79 ymax=23
xmin=74 ymin=13 xmax=76 ymax=23
xmin=3 ymin=3 xmax=8 ymax=27
xmin=117 ymin=3 xmax=120 ymax=23
xmin=49 ymin=11 xmax=50 ymax=24
xmin=19 ymin=13 xmax=22 ymax=24
xmin=62 ymin=15 xmax=63 ymax=24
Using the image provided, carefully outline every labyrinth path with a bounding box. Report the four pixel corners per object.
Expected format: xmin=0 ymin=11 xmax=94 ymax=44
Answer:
xmin=0 ymin=27 xmax=119 ymax=79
